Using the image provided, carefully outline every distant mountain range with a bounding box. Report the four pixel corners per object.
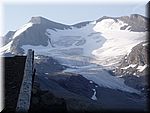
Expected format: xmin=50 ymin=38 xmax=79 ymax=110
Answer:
xmin=1 ymin=14 xmax=148 ymax=111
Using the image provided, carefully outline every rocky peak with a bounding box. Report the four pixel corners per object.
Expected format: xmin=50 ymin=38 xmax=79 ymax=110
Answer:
xmin=119 ymin=14 xmax=147 ymax=32
xmin=29 ymin=16 xmax=52 ymax=24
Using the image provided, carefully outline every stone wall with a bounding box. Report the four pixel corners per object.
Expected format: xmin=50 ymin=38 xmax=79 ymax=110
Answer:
xmin=16 ymin=49 xmax=35 ymax=113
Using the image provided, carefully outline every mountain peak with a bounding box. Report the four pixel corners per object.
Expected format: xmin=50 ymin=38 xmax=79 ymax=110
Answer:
xmin=29 ymin=16 xmax=50 ymax=24
xmin=130 ymin=14 xmax=144 ymax=18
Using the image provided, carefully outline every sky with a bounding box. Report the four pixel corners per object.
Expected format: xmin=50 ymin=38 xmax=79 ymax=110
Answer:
xmin=1 ymin=1 xmax=148 ymax=35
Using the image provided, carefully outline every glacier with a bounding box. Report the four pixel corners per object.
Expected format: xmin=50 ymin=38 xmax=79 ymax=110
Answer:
xmin=0 ymin=15 xmax=147 ymax=94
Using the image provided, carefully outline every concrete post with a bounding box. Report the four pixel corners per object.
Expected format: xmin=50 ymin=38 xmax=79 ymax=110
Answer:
xmin=16 ymin=49 xmax=34 ymax=113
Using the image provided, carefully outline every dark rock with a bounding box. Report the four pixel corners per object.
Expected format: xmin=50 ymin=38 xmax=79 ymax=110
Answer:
xmin=30 ymin=81 xmax=68 ymax=113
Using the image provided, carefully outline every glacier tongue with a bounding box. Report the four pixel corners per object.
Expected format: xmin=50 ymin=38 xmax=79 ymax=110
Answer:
xmin=63 ymin=64 xmax=140 ymax=94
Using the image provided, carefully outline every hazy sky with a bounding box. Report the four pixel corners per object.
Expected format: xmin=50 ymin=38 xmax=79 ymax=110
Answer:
xmin=3 ymin=2 xmax=147 ymax=35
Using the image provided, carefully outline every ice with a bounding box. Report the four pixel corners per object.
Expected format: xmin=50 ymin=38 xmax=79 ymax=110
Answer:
xmin=64 ymin=65 xmax=140 ymax=94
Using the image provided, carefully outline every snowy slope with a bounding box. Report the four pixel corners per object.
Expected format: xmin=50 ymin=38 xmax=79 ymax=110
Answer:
xmin=93 ymin=21 xmax=146 ymax=66
xmin=22 ymin=22 xmax=105 ymax=56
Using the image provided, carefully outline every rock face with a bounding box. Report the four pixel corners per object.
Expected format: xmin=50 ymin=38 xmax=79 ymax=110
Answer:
xmin=34 ymin=55 xmax=67 ymax=73
xmin=113 ymin=41 xmax=148 ymax=91
xmin=115 ymin=41 xmax=148 ymax=76
xmin=6 ymin=17 xmax=72 ymax=54
xmin=119 ymin=14 xmax=147 ymax=32
xmin=48 ymin=72 xmax=98 ymax=99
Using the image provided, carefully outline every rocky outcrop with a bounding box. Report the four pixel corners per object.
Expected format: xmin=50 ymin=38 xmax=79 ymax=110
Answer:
xmin=119 ymin=14 xmax=147 ymax=32
xmin=114 ymin=41 xmax=148 ymax=76
xmin=113 ymin=41 xmax=148 ymax=91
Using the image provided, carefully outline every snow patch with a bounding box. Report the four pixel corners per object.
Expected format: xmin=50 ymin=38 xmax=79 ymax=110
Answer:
xmin=89 ymin=81 xmax=93 ymax=83
xmin=34 ymin=56 xmax=40 ymax=59
xmin=142 ymin=43 xmax=148 ymax=46
xmin=91 ymin=89 xmax=97 ymax=100
xmin=121 ymin=64 xmax=137 ymax=69
xmin=137 ymin=64 xmax=147 ymax=72
xmin=117 ymin=75 xmax=124 ymax=78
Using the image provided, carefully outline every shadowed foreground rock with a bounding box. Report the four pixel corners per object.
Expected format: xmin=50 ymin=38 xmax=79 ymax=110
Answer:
xmin=29 ymin=82 xmax=68 ymax=113
xmin=2 ymin=56 xmax=26 ymax=113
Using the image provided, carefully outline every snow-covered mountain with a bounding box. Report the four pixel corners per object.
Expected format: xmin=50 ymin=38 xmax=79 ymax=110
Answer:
xmin=0 ymin=14 xmax=147 ymax=66
xmin=1 ymin=14 xmax=148 ymax=111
